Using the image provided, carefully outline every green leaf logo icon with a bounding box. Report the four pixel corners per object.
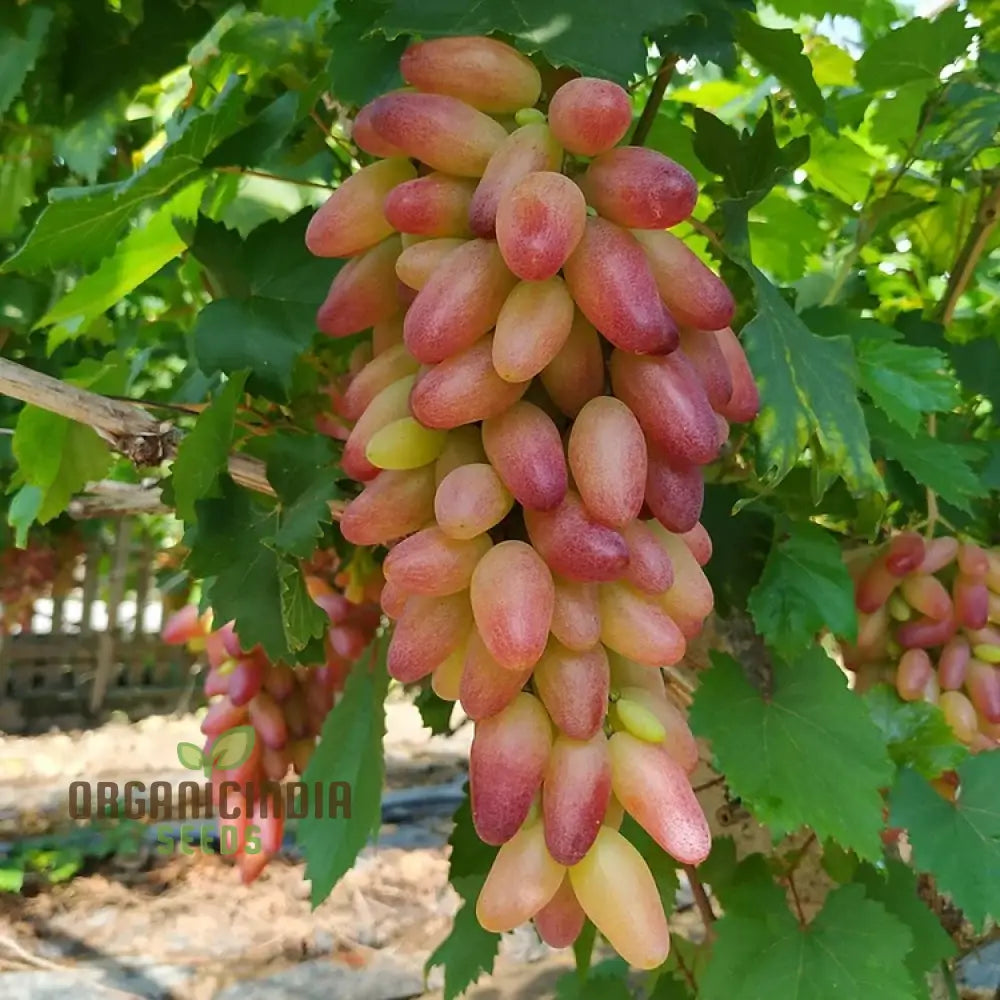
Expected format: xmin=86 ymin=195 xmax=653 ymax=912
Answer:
xmin=177 ymin=742 xmax=205 ymax=771
xmin=207 ymin=726 xmax=256 ymax=776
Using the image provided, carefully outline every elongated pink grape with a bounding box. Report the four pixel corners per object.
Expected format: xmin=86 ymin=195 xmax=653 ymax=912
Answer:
xmin=955 ymin=575 xmax=989 ymax=629
xmin=380 ymin=579 xmax=410 ymax=620
xmin=617 ymin=685 xmax=699 ymax=773
xmin=582 ymin=148 xmax=696 ymax=229
xmin=548 ymin=78 xmax=632 ymax=156
xmin=600 ymin=583 xmax=686 ymax=665
xmin=395 ymin=237 xmax=467 ymax=290
xmin=228 ymin=658 xmax=264 ymax=707
xmin=679 ymin=523 xmax=713 ymax=566
xmin=471 ymin=541 xmax=554 ymax=670
xmin=387 ymin=592 xmax=473 ymax=683
xmin=365 ymin=92 xmax=507 ymax=176
xmin=966 ymin=659 xmax=1000 ymax=723
xmin=340 ymin=467 xmax=436 ymax=546
xmin=460 ymin=632 xmax=533 ymax=720
xmin=342 ymin=375 xmax=415 ymax=482
xmin=550 ymin=577 xmax=602 ymax=652
xmin=524 ymin=491 xmax=630 ymax=582
xmin=938 ymin=637 xmax=971 ymax=690
xmin=435 ymin=463 xmax=513 ymax=539
xmin=608 ymin=732 xmax=710 ymax=864
xmin=633 ymin=230 xmax=735 ymax=329
xmin=410 ymin=335 xmax=529 ymax=428
xmin=958 ymin=543 xmax=989 ymax=578
xmin=468 ymin=122 xmax=563 ymax=237
xmin=884 ymin=532 xmax=926 ymax=576
xmin=404 ymin=239 xmax=517 ymax=363
xmin=896 ymin=648 xmax=933 ymax=701
xmin=401 ymin=36 xmax=542 ymax=113
xmin=540 ymin=311 xmax=606 ymax=418
xmin=384 ymin=527 xmax=492 ymax=596
xmin=897 ymin=614 xmax=957 ymax=650
xmin=713 ymin=326 xmax=760 ymax=423
xmin=493 ymin=277 xmax=575 ymax=383
xmin=900 ymin=573 xmax=953 ymax=620
xmin=495 ymin=171 xmax=587 ymax=281
xmin=567 ymin=396 xmax=646 ymax=528
xmin=543 ymin=734 xmax=612 ymax=865
xmin=569 ymin=826 xmax=670 ymax=969
xmin=341 ymin=343 xmax=420 ymax=421
xmin=250 ymin=691 xmax=288 ymax=749
xmin=433 ymin=424 xmax=487 ymax=483
xmin=201 ymin=696 xmax=248 ymax=736
xmin=564 ymin=219 xmax=677 ymax=355
xmin=471 ymin=692 xmax=553 ymax=844
xmin=317 ymin=236 xmax=402 ymax=337
xmin=920 ymin=536 xmax=959 ymax=574
xmin=677 ymin=327 xmax=734 ymax=411
xmin=352 ymin=96 xmax=407 ymax=157
xmin=939 ymin=690 xmax=979 ymax=743
xmin=645 ymin=448 xmax=704 ymax=534
xmin=855 ymin=553 xmax=899 ymax=613
xmin=649 ymin=525 xmax=714 ymax=638
xmin=481 ymin=401 xmax=568 ymax=512
xmin=987 ymin=550 xmax=1000 ymax=592
xmin=534 ymin=875 xmax=586 ymax=948
xmin=383 ymin=172 xmax=477 ymax=237
xmin=622 ymin=520 xmax=674 ymax=594
xmin=533 ymin=641 xmax=609 ymax=740
xmin=610 ymin=350 xmax=718 ymax=465
xmin=476 ymin=820 xmax=564 ymax=932
xmin=306 ymin=158 xmax=416 ymax=258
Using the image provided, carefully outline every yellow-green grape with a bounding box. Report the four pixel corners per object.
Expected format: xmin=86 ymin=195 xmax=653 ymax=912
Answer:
xmin=514 ymin=107 xmax=547 ymax=127
xmin=614 ymin=697 xmax=667 ymax=744
xmin=365 ymin=416 xmax=448 ymax=469
xmin=887 ymin=592 xmax=912 ymax=622
xmin=972 ymin=643 xmax=1000 ymax=664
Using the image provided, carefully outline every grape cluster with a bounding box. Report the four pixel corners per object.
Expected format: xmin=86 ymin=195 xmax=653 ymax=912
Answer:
xmin=162 ymin=566 xmax=382 ymax=882
xmin=844 ymin=534 xmax=1000 ymax=752
xmin=0 ymin=530 xmax=83 ymax=633
xmin=304 ymin=36 xmax=759 ymax=968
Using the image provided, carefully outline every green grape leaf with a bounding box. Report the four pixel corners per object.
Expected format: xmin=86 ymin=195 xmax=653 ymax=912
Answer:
xmin=208 ymin=726 xmax=257 ymax=773
xmin=176 ymin=741 xmax=206 ymax=771
xmin=54 ymin=95 xmax=129 ymax=183
xmin=556 ymin=959 xmax=634 ymax=1000
xmin=4 ymin=78 xmax=245 ymax=274
xmin=863 ymin=686 xmax=968 ymax=780
xmin=742 ymin=273 xmax=881 ymax=494
xmin=186 ymin=480 xmax=289 ymax=661
xmin=889 ymin=754 xmax=1000 ymax=930
xmin=414 ymin=686 xmax=454 ymax=736
xmin=35 ymin=182 xmax=204 ymax=338
xmin=689 ymin=650 xmax=894 ymax=859
xmin=263 ymin=433 xmax=342 ymax=558
xmin=0 ymin=5 xmax=53 ymax=116
xmin=0 ymin=864 xmax=25 ymax=894
xmin=0 ymin=134 xmax=42 ymax=239
xmin=327 ymin=0 xmax=406 ymax=106
xmin=748 ymin=521 xmax=857 ymax=655
xmin=300 ymin=640 xmax=389 ymax=906
xmin=733 ymin=13 xmax=825 ymax=119
xmin=855 ymin=340 xmax=961 ymax=435
xmin=278 ymin=558 xmax=331 ymax=653
xmin=12 ymin=409 xmax=112 ymax=525
xmin=7 ymin=486 xmax=42 ymax=549
xmin=171 ymin=371 xmax=249 ymax=523
xmin=856 ymin=7 xmax=974 ymax=92
xmin=379 ymin=0 xmax=707 ymax=83
xmin=699 ymin=883 xmax=916 ymax=1000
xmin=866 ymin=407 xmax=985 ymax=513
xmin=426 ymin=794 xmax=501 ymax=999
xmin=193 ymin=212 xmax=341 ymax=400
xmin=805 ymin=132 xmax=874 ymax=205
xmin=854 ymin=860 xmax=956 ymax=997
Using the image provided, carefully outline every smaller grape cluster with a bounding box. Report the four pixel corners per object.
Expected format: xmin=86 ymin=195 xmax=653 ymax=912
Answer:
xmin=162 ymin=563 xmax=381 ymax=882
xmin=0 ymin=529 xmax=83 ymax=633
xmin=844 ymin=534 xmax=1000 ymax=752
